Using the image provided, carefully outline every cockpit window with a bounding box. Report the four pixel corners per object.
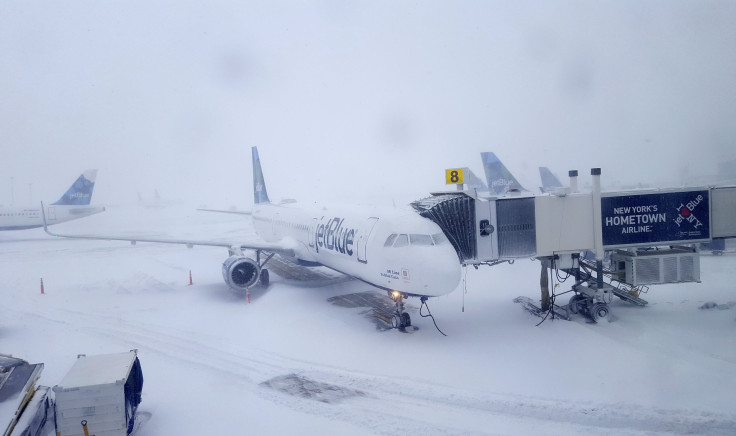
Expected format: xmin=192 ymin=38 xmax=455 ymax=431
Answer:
xmin=409 ymin=234 xmax=433 ymax=246
xmin=432 ymin=233 xmax=448 ymax=245
xmin=386 ymin=233 xmax=440 ymax=247
xmin=393 ymin=234 xmax=409 ymax=247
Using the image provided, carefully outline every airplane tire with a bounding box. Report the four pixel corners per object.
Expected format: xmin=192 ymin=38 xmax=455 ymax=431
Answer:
xmin=391 ymin=314 xmax=401 ymax=329
xmin=401 ymin=312 xmax=411 ymax=328
xmin=259 ymin=269 xmax=270 ymax=287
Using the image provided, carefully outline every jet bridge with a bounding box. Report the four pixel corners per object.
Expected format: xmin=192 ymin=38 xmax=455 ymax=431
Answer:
xmin=413 ymin=170 xmax=736 ymax=322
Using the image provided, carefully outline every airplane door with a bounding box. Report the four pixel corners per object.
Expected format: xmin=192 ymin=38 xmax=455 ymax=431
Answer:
xmin=475 ymin=198 xmax=498 ymax=261
xmin=357 ymin=217 xmax=379 ymax=263
xmin=47 ymin=206 xmax=56 ymax=221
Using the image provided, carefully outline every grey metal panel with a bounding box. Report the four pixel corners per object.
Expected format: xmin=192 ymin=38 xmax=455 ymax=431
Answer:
xmin=612 ymin=248 xmax=700 ymax=286
xmin=711 ymin=187 xmax=736 ymax=238
xmin=497 ymin=197 xmax=536 ymax=258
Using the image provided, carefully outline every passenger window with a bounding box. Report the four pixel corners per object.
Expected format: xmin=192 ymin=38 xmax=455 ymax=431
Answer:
xmin=409 ymin=234 xmax=433 ymax=246
xmin=384 ymin=234 xmax=397 ymax=247
xmin=393 ymin=234 xmax=409 ymax=247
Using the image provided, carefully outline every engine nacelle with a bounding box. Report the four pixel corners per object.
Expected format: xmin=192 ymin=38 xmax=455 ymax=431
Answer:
xmin=222 ymin=255 xmax=260 ymax=290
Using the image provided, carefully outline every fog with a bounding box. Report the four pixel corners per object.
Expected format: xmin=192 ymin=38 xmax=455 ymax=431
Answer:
xmin=2 ymin=1 xmax=735 ymax=208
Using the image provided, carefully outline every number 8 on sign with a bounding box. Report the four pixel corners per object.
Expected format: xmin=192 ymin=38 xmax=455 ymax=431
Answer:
xmin=445 ymin=168 xmax=464 ymax=185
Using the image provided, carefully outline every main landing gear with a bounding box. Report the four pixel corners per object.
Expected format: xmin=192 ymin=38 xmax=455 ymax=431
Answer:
xmin=389 ymin=291 xmax=411 ymax=331
xmin=255 ymin=251 xmax=274 ymax=288
xmin=259 ymin=268 xmax=270 ymax=287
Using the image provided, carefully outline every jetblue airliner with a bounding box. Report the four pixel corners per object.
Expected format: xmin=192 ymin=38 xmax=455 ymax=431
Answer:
xmin=1 ymin=170 xmax=104 ymax=231
xmin=44 ymin=150 xmax=461 ymax=329
xmin=481 ymin=152 xmax=527 ymax=195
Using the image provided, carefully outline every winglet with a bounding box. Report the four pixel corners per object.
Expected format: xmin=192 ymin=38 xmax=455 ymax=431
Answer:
xmin=52 ymin=169 xmax=98 ymax=205
xmin=252 ymin=147 xmax=271 ymax=204
xmin=480 ymin=152 xmax=525 ymax=195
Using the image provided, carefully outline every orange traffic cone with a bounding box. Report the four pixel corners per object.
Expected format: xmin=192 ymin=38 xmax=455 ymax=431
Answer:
xmin=40 ymin=278 xmax=45 ymax=294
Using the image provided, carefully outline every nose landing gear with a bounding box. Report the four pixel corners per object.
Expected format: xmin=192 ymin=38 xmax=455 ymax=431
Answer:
xmin=389 ymin=291 xmax=411 ymax=331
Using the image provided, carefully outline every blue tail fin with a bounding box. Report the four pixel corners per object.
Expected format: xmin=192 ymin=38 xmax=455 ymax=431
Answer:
xmin=480 ymin=152 xmax=525 ymax=195
xmin=52 ymin=169 xmax=97 ymax=205
xmin=252 ymin=147 xmax=271 ymax=204
xmin=539 ymin=167 xmax=563 ymax=193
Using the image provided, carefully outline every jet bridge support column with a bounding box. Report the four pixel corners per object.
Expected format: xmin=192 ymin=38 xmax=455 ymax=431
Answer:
xmin=591 ymin=168 xmax=604 ymax=289
xmin=540 ymin=258 xmax=550 ymax=311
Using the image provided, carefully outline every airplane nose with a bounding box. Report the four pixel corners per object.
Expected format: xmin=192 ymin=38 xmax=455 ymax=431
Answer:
xmin=426 ymin=245 xmax=461 ymax=296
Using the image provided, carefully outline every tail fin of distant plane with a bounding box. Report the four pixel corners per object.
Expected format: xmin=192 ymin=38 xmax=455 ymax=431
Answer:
xmin=52 ymin=169 xmax=97 ymax=205
xmin=252 ymin=147 xmax=271 ymax=204
xmin=461 ymin=167 xmax=487 ymax=191
xmin=539 ymin=167 xmax=563 ymax=193
xmin=480 ymin=152 xmax=525 ymax=195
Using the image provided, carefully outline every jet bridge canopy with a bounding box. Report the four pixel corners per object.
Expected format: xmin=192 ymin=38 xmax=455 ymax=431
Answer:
xmin=411 ymin=193 xmax=476 ymax=263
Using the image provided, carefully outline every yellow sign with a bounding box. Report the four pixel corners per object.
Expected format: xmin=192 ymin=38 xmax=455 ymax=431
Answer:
xmin=445 ymin=168 xmax=464 ymax=185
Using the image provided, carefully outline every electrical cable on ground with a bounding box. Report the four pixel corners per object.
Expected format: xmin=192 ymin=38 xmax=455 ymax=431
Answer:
xmin=420 ymin=297 xmax=447 ymax=336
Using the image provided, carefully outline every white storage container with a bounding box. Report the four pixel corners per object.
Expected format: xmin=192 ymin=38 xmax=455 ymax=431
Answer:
xmin=53 ymin=351 xmax=143 ymax=436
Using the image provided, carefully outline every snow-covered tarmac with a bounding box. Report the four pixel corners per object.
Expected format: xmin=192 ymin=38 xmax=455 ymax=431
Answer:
xmin=2 ymin=206 xmax=735 ymax=435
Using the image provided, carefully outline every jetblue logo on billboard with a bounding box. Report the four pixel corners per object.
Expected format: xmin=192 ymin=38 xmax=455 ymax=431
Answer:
xmin=315 ymin=217 xmax=356 ymax=256
xmin=602 ymin=191 xmax=710 ymax=247
xmin=674 ymin=194 xmax=705 ymax=230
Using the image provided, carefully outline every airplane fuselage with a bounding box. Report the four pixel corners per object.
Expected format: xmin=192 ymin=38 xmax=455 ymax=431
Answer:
xmin=252 ymin=202 xmax=461 ymax=297
xmin=0 ymin=205 xmax=105 ymax=231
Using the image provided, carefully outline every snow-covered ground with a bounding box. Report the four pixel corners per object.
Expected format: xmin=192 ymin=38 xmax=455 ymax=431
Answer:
xmin=2 ymin=205 xmax=735 ymax=435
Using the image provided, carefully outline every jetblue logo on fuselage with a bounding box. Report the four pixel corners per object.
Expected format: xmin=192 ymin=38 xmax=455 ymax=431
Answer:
xmin=315 ymin=217 xmax=356 ymax=256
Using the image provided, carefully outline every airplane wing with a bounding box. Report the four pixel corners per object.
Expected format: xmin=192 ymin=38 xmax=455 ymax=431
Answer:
xmin=196 ymin=208 xmax=252 ymax=215
xmin=41 ymin=203 xmax=295 ymax=257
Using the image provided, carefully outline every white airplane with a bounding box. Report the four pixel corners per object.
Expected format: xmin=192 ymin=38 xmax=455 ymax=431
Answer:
xmin=1 ymin=170 xmax=104 ymax=231
xmin=44 ymin=148 xmax=461 ymax=330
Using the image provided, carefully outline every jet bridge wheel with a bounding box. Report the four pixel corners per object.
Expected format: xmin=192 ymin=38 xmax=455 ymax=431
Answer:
xmin=568 ymin=294 xmax=585 ymax=314
xmin=259 ymin=269 xmax=270 ymax=287
xmin=591 ymin=302 xmax=610 ymax=322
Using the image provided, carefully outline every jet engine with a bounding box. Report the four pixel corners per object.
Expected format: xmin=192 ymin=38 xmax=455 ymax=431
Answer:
xmin=222 ymin=255 xmax=260 ymax=289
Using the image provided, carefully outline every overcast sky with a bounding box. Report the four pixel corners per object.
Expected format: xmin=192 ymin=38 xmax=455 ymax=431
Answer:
xmin=2 ymin=1 xmax=735 ymax=208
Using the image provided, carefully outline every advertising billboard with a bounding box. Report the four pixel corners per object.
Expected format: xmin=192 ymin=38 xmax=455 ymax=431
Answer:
xmin=601 ymin=190 xmax=710 ymax=247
